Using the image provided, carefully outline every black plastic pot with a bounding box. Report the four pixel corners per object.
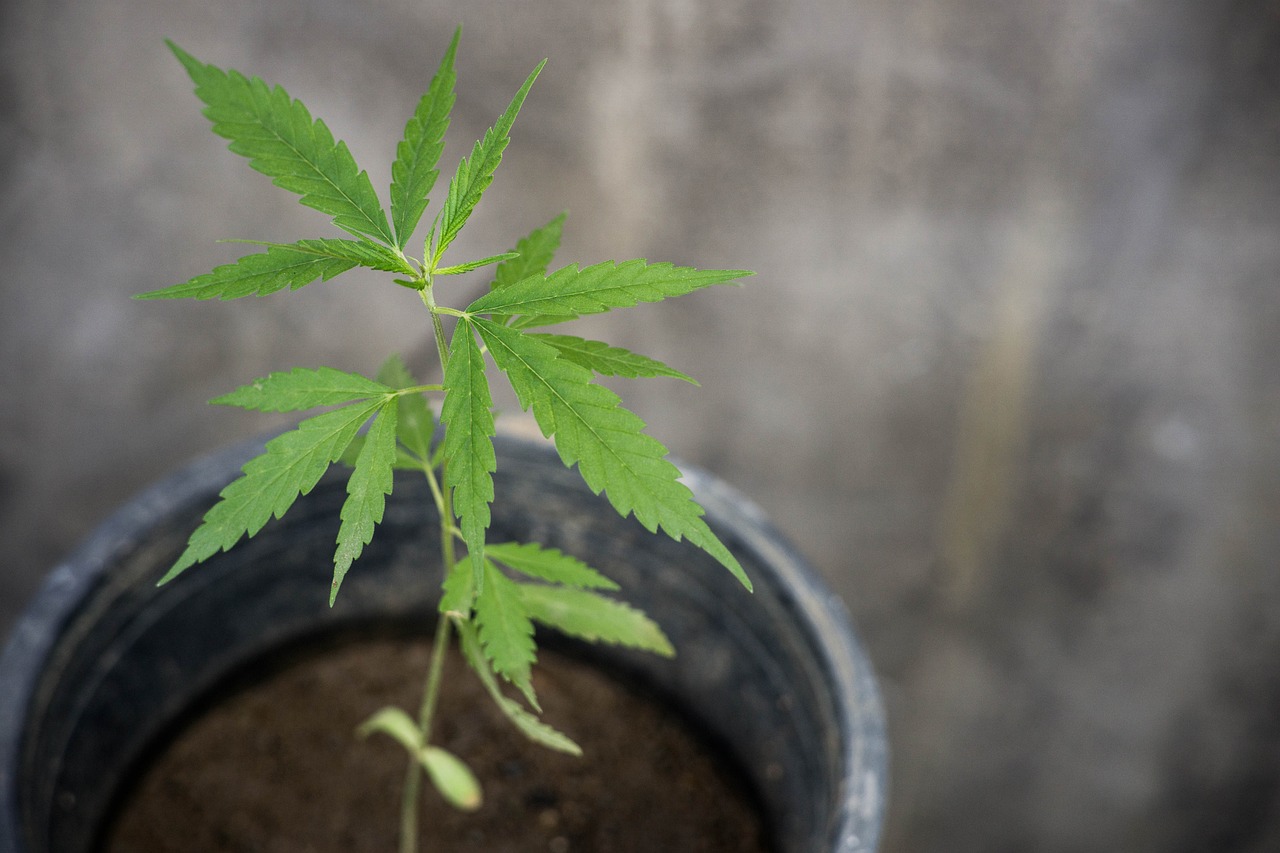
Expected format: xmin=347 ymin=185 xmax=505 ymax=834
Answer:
xmin=0 ymin=433 xmax=886 ymax=852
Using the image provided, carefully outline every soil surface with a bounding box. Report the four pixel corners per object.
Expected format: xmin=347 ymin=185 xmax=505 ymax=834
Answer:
xmin=104 ymin=636 xmax=772 ymax=852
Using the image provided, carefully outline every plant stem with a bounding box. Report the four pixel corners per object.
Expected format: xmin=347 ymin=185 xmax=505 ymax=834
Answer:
xmin=399 ymin=282 xmax=461 ymax=853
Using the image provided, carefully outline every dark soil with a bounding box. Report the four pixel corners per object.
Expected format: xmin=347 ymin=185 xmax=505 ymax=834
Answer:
xmin=103 ymin=636 xmax=772 ymax=852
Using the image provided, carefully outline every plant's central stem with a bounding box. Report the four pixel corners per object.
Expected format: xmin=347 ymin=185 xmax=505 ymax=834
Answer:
xmin=399 ymin=280 xmax=460 ymax=853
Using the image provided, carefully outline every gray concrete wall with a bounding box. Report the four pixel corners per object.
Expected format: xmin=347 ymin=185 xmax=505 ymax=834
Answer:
xmin=3 ymin=0 xmax=1279 ymax=850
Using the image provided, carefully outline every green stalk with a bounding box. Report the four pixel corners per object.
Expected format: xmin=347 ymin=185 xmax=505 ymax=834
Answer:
xmin=399 ymin=282 xmax=461 ymax=853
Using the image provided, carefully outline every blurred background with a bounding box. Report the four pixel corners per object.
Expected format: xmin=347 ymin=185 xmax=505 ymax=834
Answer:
xmin=2 ymin=0 xmax=1278 ymax=850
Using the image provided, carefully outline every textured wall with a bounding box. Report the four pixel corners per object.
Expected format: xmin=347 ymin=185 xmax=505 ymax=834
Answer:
xmin=2 ymin=0 xmax=1279 ymax=850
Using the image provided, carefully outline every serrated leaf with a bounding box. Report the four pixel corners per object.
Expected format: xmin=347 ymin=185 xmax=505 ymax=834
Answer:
xmin=467 ymin=260 xmax=752 ymax=321
xmin=331 ymin=398 xmax=398 ymax=603
xmin=168 ymin=41 xmax=394 ymax=244
xmin=474 ymin=561 xmax=536 ymax=704
xmin=434 ymin=252 xmax=519 ymax=276
xmin=161 ymin=400 xmax=384 ymax=583
xmin=212 ymin=367 xmax=392 ymax=412
xmin=439 ymin=558 xmax=476 ymax=615
xmin=456 ymin=617 xmax=581 ymax=756
xmin=391 ymin=28 xmax=459 ymax=247
xmin=530 ymin=334 xmax=697 ymax=384
xmin=420 ymin=746 xmax=483 ymax=812
xmin=253 ymin=238 xmax=416 ymax=275
xmin=491 ymin=212 xmax=566 ymax=291
xmin=473 ymin=317 xmax=751 ymax=590
xmin=434 ymin=60 xmax=545 ymax=262
xmin=518 ymin=584 xmax=674 ymax=657
xmin=440 ymin=322 xmax=495 ymax=586
xmin=485 ymin=541 xmax=618 ymax=590
xmin=340 ymin=434 xmax=423 ymax=471
xmin=136 ymin=243 xmax=358 ymax=301
xmin=376 ymin=355 xmax=435 ymax=462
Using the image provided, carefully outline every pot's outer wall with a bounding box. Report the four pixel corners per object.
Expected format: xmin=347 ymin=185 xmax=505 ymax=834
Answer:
xmin=0 ymin=435 xmax=886 ymax=853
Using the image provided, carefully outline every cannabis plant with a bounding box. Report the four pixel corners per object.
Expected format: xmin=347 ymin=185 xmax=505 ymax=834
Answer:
xmin=140 ymin=28 xmax=751 ymax=848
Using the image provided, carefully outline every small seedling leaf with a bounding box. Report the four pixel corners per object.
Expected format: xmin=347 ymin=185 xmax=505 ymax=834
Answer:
xmin=357 ymin=706 xmax=423 ymax=752
xmin=420 ymin=746 xmax=483 ymax=812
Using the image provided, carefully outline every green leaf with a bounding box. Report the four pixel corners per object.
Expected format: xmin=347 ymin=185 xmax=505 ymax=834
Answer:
xmin=439 ymin=558 xmax=475 ymax=615
xmin=359 ymin=707 xmax=482 ymax=811
xmin=466 ymin=260 xmax=752 ymax=321
xmin=420 ymin=746 xmax=483 ymax=812
xmin=474 ymin=561 xmax=536 ymax=704
xmin=491 ymin=212 xmax=566 ymax=291
xmin=456 ymin=617 xmax=581 ymax=756
xmin=357 ymin=706 xmax=423 ymax=750
xmin=434 ymin=252 xmax=519 ymax=276
xmin=376 ymin=355 xmax=435 ymax=462
xmin=518 ymin=585 xmax=674 ymax=657
xmin=473 ymin=317 xmax=751 ymax=590
xmin=237 ymin=238 xmax=416 ymax=275
xmin=135 ymin=243 xmax=358 ymax=301
xmin=161 ymin=400 xmax=384 ymax=583
xmin=168 ymin=41 xmax=394 ymax=244
xmin=529 ymin=334 xmax=697 ymax=384
xmin=390 ymin=28 xmax=459 ymax=247
xmin=440 ymin=322 xmax=495 ymax=587
xmin=331 ymin=398 xmax=399 ymax=603
xmin=434 ymin=59 xmax=545 ymax=262
xmin=485 ymin=541 xmax=618 ymax=590
xmin=212 ymin=367 xmax=392 ymax=412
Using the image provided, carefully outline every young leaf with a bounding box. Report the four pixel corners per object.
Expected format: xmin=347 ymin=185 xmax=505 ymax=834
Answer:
xmin=212 ymin=367 xmax=393 ymax=412
xmin=376 ymin=355 xmax=435 ymax=463
xmin=485 ymin=541 xmax=618 ymax=590
xmin=473 ymin=317 xmax=751 ymax=590
xmin=455 ymin=617 xmax=581 ymax=756
xmin=434 ymin=60 xmax=545 ymax=262
xmin=420 ymin=746 xmax=483 ymax=812
xmin=529 ymin=334 xmax=697 ymax=384
xmin=439 ymin=558 xmax=475 ymax=616
xmin=440 ymin=322 xmax=495 ymax=586
xmin=168 ymin=41 xmax=394 ymax=245
xmin=466 ymin=260 xmax=752 ymax=321
xmin=474 ymin=561 xmax=536 ymax=705
xmin=357 ymin=706 xmax=423 ymax=751
xmin=491 ymin=212 xmax=566 ymax=291
xmin=135 ymin=243 xmax=358 ymax=301
xmin=518 ymin=585 xmax=674 ymax=657
xmin=358 ymin=708 xmax=483 ymax=811
xmin=249 ymin=238 xmax=416 ymax=275
xmin=161 ymin=400 xmax=384 ymax=583
xmin=331 ymin=398 xmax=399 ymax=603
xmin=390 ymin=28 xmax=459 ymax=247
xmin=434 ymin=252 xmax=519 ymax=276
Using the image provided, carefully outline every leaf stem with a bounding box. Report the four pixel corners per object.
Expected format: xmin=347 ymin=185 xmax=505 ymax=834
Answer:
xmin=400 ymin=614 xmax=454 ymax=853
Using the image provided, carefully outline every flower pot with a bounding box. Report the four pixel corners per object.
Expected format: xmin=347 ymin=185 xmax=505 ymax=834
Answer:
xmin=0 ymin=433 xmax=886 ymax=852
